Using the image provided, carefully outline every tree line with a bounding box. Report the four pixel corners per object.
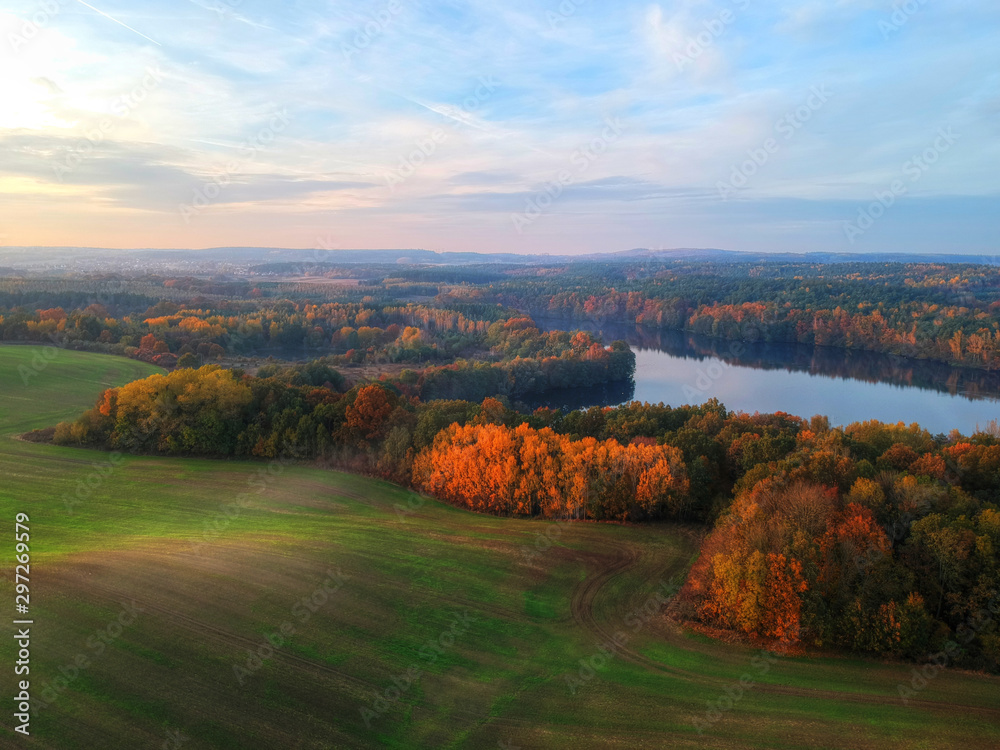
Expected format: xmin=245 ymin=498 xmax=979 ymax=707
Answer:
xmin=42 ymin=361 xmax=1000 ymax=670
xmin=485 ymin=260 xmax=1000 ymax=370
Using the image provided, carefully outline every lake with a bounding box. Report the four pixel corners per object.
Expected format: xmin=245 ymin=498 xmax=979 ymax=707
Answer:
xmin=532 ymin=320 xmax=1000 ymax=436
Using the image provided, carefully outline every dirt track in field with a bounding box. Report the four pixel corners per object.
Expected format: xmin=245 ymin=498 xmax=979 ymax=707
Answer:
xmin=567 ymin=535 xmax=1000 ymax=720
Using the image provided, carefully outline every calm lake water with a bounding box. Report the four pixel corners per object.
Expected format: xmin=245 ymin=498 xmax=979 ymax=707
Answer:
xmin=533 ymin=320 xmax=1000 ymax=436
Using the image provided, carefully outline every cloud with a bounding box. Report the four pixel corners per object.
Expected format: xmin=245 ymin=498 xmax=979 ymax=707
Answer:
xmin=0 ymin=131 xmax=376 ymax=212
xmin=0 ymin=0 xmax=997 ymax=253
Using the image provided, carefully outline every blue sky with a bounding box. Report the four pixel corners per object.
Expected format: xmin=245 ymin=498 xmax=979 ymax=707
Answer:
xmin=1 ymin=0 xmax=998 ymax=254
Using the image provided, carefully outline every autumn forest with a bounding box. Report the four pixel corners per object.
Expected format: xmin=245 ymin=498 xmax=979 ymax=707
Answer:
xmin=3 ymin=256 xmax=994 ymax=677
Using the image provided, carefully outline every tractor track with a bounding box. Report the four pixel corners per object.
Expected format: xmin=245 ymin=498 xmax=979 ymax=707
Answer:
xmin=568 ymin=538 xmax=1000 ymax=719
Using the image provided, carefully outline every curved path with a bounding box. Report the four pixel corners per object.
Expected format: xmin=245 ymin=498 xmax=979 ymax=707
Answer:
xmin=567 ymin=534 xmax=1000 ymax=719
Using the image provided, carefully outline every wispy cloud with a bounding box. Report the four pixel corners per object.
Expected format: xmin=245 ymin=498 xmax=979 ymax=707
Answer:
xmin=72 ymin=0 xmax=161 ymax=45
xmin=0 ymin=0 xmax=997 ymax=253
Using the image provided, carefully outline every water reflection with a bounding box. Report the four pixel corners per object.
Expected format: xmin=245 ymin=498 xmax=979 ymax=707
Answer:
xmin=531 ymin=318 xmax=1000 ymax=435
xmin=603 ymin=323 xmax=1000 ymax=402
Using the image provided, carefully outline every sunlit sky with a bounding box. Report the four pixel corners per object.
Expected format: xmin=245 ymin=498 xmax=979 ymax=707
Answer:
xmin=1 ymin=0 xmax=998 ymax=255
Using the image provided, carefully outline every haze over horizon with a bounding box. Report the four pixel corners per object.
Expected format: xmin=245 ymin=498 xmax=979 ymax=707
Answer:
xmin=2 ymin=0 xmax=998 ymax=255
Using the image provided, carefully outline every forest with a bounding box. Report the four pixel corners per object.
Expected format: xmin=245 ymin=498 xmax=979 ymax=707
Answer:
xmin=0 ymin=259 xmax=1000 ymax=371
xmin=483 ymin=260 xmax=1000 ymax=370
xmin=2 ymin=258 xmax=998 ymax=372
xmin=5 ymin=257 xmax=1000 ymax=671
xmin=41 ymin=358 xmax=1000 ymax=671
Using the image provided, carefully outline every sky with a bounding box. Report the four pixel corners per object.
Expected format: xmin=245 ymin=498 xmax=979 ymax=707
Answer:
xmin=0 ymin=0 xmax=998 ymax=255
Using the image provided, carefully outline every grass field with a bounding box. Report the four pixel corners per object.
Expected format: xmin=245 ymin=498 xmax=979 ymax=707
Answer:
xmin=1 ymin=345 xmax=998 ymax=749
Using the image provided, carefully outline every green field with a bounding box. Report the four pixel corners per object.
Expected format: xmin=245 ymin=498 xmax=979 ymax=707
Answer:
xmin=1 ymin=345 xmax=998 ymax=749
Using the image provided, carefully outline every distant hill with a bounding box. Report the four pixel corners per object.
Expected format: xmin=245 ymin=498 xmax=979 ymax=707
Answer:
xmin=606 ymin=248 xmax=1000 ymax=265
xmin=0 ymin=245 xmax=996 ymax=271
